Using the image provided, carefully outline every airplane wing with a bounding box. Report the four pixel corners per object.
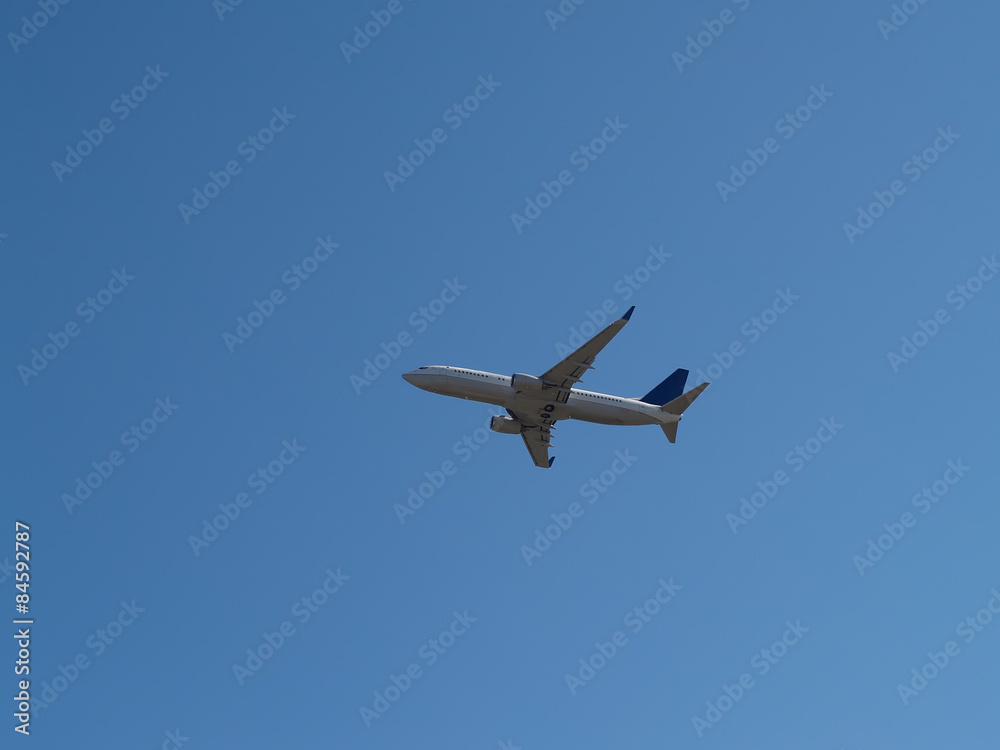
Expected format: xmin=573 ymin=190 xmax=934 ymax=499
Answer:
xmin=538 ymin=306 xmax=635 ymax=403
xmin=517 ymin=420 xmax=555 ymax=468
xmin=509 ymin=306 xmax=635 ymax=468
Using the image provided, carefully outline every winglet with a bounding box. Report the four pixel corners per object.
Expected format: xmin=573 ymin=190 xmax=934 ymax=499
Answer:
xmin=548 ymin=456 xmax=556 ymax=467
xmin=622 ymin=306 xmax=635 ymax=322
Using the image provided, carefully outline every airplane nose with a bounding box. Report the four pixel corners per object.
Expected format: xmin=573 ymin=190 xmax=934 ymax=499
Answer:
xmin=402 ymin=370 xmax=419 ymax=385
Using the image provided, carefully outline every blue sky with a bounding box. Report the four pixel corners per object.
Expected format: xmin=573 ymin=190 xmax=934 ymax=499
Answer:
xmin=4 ymin=0 xmax=999 ymax=747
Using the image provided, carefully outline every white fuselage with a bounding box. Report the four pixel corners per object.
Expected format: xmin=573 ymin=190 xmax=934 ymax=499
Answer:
xmin=402 ymin=366 xmax=677 ymax=427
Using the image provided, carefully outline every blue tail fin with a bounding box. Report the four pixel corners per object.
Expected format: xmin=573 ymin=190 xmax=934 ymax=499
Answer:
xmin=640 ymin=368 xmax=688 ymax=405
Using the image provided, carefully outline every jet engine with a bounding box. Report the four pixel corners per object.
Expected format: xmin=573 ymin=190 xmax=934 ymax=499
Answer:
xmin=490 ymin=415 xmax=522 ymax=434
xmin=510 ymin=373 xmax=546 ymax=393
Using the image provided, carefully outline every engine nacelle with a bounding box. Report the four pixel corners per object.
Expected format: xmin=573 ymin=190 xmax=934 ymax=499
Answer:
xmin=510 ymin=373 xmax=545 ymax=393
xmin=490 ymin=415 xmax=522 ymax=434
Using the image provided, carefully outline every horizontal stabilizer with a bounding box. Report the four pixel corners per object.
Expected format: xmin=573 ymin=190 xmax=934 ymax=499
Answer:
xmin=661 ymin=382 xmax=709 ymax=415
xmin=661 ymin=422 xmax=678 ymax=443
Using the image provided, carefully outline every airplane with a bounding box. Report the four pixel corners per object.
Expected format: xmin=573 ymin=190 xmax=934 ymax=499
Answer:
xmin=402 ymin=306 xmax=709 ymax=468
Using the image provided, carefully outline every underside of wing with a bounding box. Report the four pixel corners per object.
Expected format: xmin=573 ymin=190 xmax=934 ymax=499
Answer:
xmin=538 ymin=306 xmax=634 ymax=402
xmin=519 ymin=422 xmax=555 ymax=468
xmin=506 ymin=406 xmax=556 ymax=468
xmin=507 ymin=306 xmax=635 ymax=468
